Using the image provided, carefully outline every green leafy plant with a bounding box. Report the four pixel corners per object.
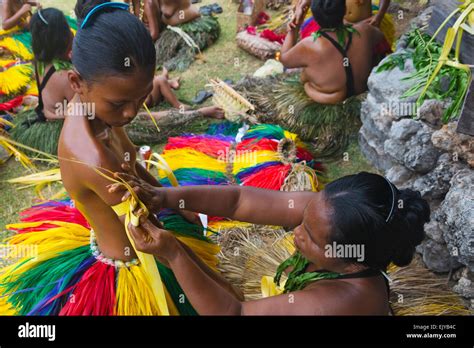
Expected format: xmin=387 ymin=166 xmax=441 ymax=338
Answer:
xmin=376 ymin=1 xmax=474 ymax=123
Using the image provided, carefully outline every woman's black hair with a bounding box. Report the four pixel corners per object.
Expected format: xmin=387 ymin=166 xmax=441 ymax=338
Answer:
xmin=30 ymin=8 xmax=72 ymax=62
xmin=73 ymin=1 xmax=156 ymax=82
xmin=75 ymin=0 xmax=110 ymax=27
xmin=323 ymin=172 xmax=430 ymax=270
xmin=311 ymin=0 xmax=346 ymax=29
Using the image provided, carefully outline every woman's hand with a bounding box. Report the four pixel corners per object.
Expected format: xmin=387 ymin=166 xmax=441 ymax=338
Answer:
xmin=128 ymin=217 xmax=179 ymax=262
xmin=109 ymin=171 xmax=165 ymax=213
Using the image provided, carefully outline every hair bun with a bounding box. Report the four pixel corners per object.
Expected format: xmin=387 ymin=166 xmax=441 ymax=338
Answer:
xmin=390 ymin=189 xmax=430 ymax=266
xmin=75 ymin=0 xmax=110 ymax=24
xmin=322 ymin=0 xmax=340 ymax=14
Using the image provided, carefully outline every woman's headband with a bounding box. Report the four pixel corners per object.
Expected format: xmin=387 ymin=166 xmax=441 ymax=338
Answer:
xmin=383 ymin=177 xmax=397 ymax=223
xmin=38 ymin=9 xmax=49 ymax=25
xmin=80 ymin=2 xmax=130 ymax=29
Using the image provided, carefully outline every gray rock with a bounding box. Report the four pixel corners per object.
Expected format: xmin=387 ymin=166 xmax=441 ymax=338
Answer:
xmin=424 ymin=220 xmax=445 ymax=244
xmin=385 ymin=165 xmax=415 ymax=186
xmin=384 ymin=121 xmax=440 ymax=174
xmin=411 ymin=153 xmax=464 ymax=200
xmin=367 ymin=56 xmax=418 ymax=105
xmin=418 ymin=239 xmax=460 ymax=273
xmin=389 ymin=118 xmax=422 ymax=141
xmin=417 ymin=99 xmax=446 ymax=128
xmin=437 ymin=169 xmax=474 ymax=271
xmin=358 ymin=131 xmax=395 ymax=171
xmin=453 ymin=268 xmax=474 ymax=299
xmin=432 ymin=122 xmax=474 ymax=168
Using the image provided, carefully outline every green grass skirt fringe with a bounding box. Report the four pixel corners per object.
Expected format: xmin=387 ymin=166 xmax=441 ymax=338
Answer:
xmin=234 ymin=74 xmax=362 ymax=161
xmin=155 ymin=15 xmax=221 ymax=72
xmin=10 ymin=109 xmax=63 ymax=156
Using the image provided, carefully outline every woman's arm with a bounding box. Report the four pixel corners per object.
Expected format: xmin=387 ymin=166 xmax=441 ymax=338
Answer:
xmin=279 ymin=17 xmax=309 ymax=68
xmin=163 ymin=186 xmax=313 ymax=228
xmin=135 ymin=162 xmax=163 ymax=187
xmin=111 ymin=178 xmax=315 ymax=229
xmin=130 ymin=220 xmax=332 ymax=315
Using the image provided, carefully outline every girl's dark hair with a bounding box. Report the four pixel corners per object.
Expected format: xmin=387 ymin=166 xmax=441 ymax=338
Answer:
xmin=323 ymin=172 xmax=430 ymax=270
xmin=73 ymin=1 xmax=156 ymax=82
xmin=311 ymin=0 xmax=346 ymax=29
xmin=30 ymin=8 xmax=72 ymax=62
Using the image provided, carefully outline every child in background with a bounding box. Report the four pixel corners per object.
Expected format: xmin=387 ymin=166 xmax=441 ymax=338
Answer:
xmin=1 ymin=0 xmax=40 ymax=30
xmin=10 ymin=8 xmax=75 ymax=155
xmin=294 ymin=0 xmax=392 ymax=44
xmin=0 ymin=2 xmax=226 ymax=316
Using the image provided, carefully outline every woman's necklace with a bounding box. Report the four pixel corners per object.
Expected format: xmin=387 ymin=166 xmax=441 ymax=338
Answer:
xmin=36 ymin=59 xmax=73 ymax=77
xmin=274 ymin=251 xmax=341 ymax=293
xmin=312 ymin=24 xmax=360 ymax=47
xmin=129 ymin=0 xmax=145 ymax=22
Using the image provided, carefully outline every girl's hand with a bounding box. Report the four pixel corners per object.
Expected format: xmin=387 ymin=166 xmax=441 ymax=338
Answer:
xmin=21 ymin=4 xmax=32 ymax=14
xmin=366 ymin=14 xmax=382 ymax=27
xmin=109 ymin=171 xmax=165 ymax=213
xmin=128 ymin=218 xmax=179 ymax=261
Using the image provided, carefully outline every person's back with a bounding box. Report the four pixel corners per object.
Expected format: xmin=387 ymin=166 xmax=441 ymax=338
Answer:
xmin=281 ymin=0 xmax=385 ymax=105
xmin=300 ymin=21 xmax=383 ymax=104
xmin=30 ymin=8 xmax=74 ymax=120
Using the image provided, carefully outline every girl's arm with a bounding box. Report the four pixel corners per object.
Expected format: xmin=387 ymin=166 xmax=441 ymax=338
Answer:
xmin=377 ymin=0 xmax=390 ymax=18
xmin=145 ymin=0 xmax=160 ymax=42
xmin=1 ymin=1 xmax=30 ymax=30
xmin=370 ymin=0 xmax=390 ymax=27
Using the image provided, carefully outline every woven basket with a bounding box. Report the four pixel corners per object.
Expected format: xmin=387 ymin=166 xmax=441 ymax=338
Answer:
xmin=236 ymin=31 xmax=282 ymax=60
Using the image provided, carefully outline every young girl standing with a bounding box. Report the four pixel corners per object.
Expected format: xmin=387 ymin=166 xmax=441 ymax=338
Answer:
xmin=0 ymin=2 xmax=226 ymax=315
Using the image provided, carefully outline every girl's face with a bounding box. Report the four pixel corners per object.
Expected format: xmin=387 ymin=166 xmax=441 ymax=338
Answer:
xmin=293 ymin=194 xmax=346 ymax=271
xmin=69 ymin=68 xmax=154 ymax=127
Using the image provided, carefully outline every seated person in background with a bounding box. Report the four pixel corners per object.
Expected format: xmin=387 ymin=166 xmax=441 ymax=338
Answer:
xmin=297 ymin=0 xmax=393 ymax=47
xmin=10 ymin=8 xmax=75 ymax=155
xmin=144 ymin=66 xmax=224 ymax=119
xmin=159 ymin=0 xmax=200 ymax=27
xmin=282 ymin=0 xmax=385 ymax=105
xmin=125 ymin=0 xmax=160 ymax=42
xmin=30 ymin=8 xmax=74 ymax=120
xmin=1 ymin=0 xmax=39 ymax=30
xmin=345 ymin=0 xmax=390 ymax=27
